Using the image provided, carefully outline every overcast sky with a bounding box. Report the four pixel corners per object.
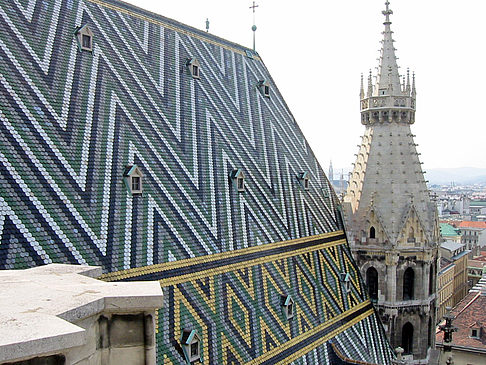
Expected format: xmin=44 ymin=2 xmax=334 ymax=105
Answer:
xmin=122 ymin=0 xmax=486 ymax=172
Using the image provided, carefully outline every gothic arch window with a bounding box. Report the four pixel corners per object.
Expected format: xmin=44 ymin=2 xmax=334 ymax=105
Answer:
xmin=403 ymin=267 xmax=415 ymax=301
xmin=366 ymin=267 xmax=378 ymax=301
xmin=402 ymin=322 xmax=413 ymax=354
xmin=369 ymin=226 xmax=376 ymax=239
xmin=429 ymin=263 xmax=435 ymax=296
xmin=408 ymin=227 xmax=415 ymax=242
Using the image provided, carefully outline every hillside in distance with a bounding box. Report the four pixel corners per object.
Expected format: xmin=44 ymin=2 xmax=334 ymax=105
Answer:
xmin=425 ymin=167 xmax=486 ymax=185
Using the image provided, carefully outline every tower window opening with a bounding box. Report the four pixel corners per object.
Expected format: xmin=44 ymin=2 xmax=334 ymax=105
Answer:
xmin=366 ymin=267 xmax=378 ymax=301
xmin=403 ymin=267 xmax=415 ymax=300
xmin=369 ymin=226 xmax=376 ymax=239
xmin=429 ymin=263 xmax=435 ymax=296
xmin=402 ymin=322 xmax=414 ymax=354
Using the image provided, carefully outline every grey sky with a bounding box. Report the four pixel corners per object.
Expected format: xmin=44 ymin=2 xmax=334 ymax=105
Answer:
xmin=122 ymin=0 xmax=486 ymax=170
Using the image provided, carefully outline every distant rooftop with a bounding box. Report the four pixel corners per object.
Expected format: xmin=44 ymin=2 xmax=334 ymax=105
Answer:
xmin=440 ymin=223 xmax=460 ymax=237
xmin=457 ymin=221 xmax=486 ymax=229
xmin=441 ymin=240 xmax=465 ymax=252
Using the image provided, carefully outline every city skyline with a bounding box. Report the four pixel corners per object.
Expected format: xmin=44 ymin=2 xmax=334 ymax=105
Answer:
xmin=123 ymin=0 xmax=486 ymax=170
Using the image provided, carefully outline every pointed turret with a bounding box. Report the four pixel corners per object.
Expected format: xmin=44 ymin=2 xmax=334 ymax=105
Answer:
xmin=375 ymin=1 xmax=401 ymax=95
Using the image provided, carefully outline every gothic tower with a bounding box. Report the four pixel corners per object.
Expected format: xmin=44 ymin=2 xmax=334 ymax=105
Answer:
xmin=343 ymin=2 xmax=439 ymax=362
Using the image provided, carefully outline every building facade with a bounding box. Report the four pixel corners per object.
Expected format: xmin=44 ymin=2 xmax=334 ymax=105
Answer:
xmin=457 ymin=221 xmax=486 ymax=257
xmin=439 ymin=241 xmax=469 ymax=312
xmin=0 ymin=0 xmax=394 ymax=364
xmin=437 ymin=260 xmax=454 ymax=323
xmin=343 ymin=1 xmax=439 ymax=363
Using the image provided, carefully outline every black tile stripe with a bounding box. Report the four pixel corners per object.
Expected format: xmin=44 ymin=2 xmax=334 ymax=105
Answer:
xmin=260 ymin=303 xmax=373 ymax=365
xmin=124 ymin=233 xmax=346 ymax=282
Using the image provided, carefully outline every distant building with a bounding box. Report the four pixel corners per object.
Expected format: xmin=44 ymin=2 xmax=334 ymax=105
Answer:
xmin=457 ymin=221 xmax=486 ymax=257
xmin=436 ymin=276 xmax=486 ymax=364
xmin=440 ymin=223 xmax=461 ymax=243
xmin=437 ymin=259 xmax=454 ymax=323
xmin=468 ymin=251 xmax=486 ymax=287
xmin=440 ymin=241 xmax=469 ymax=308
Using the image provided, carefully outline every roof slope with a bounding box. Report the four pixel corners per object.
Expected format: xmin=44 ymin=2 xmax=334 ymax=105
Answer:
xmin=0 ymin=0 xmax=393 ymax=363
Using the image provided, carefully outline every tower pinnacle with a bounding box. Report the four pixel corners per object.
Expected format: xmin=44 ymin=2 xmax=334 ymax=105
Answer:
xmin=359 ymin=1 xmax=416 ymax=125
xmin=376 ymin=1 xmax=400 ymax=95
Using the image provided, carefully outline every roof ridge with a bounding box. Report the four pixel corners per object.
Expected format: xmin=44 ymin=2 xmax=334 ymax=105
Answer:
xmin=455 ymin=292 xmax=481 ymax=318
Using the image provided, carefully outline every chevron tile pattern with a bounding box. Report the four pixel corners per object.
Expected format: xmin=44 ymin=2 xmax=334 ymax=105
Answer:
xmin=0 ymin=0 xmax=393 ymax=363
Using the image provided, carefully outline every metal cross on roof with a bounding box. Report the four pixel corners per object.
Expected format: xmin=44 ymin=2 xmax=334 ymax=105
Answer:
xmin=249 ymin=1 xmax=259 ymax=51
xmin=249 ymin=1 xmax=259 ymax=14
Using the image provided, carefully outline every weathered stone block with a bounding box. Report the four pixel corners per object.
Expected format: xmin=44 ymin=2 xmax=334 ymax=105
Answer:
xmin=109 ymin=314 xmax=145 ymax=347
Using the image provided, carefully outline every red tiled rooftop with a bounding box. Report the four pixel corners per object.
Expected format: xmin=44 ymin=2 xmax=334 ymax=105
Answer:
xmin=436 ymin=292 xmax=486 ymax=350
xmin=457 ymin=221 xmax=486 ymax=229
xmin=469 ymin=260 xmax=486 ymax=268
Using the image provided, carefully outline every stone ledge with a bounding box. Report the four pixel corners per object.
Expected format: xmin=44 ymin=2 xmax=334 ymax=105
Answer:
xmin=0 ymin=264 xmax=163 ymax=363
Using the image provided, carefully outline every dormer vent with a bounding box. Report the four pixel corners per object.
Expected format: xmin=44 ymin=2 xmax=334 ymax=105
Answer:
xmin=180 ymin=329 xmax=201 ymax=363
xmin=123 ymin=165 xmax=143 ymax=195
xmin=281 ymin=295 xmax=295 ymax=320
xmin=230 ymin=169 xmax=245 ymax=192
xmin=186 ymin=57 xmax=200 ymax=79
xmin=75 ymin=24 xmax=94 ymax=52
xmin=298 ymin=172 xmax=310 ymax=190
xmin=258 ymin=80 xmax=270 ymax=97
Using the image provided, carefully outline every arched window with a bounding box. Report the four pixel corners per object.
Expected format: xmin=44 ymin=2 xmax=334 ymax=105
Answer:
xmin=402 ymin=322 xmax=414 ymax=354
xmin=369 ymin=226 xmax=376 ymax=239
xmin=403 ymin=267 xmax=414 ymax=300
xmin=409 ymin=226 xmax=414 ymax=239
xmin=366 ymin=267 xmax=379 ymax=301
xmin=429 ymin=263 xmax=435 ymax=296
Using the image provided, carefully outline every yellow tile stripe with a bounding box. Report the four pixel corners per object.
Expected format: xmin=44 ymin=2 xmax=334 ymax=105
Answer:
xmin=100 ymin=231 xmax=345 ymax=283
xmin=246 ymin=300 xmax=374 ymax=365
xmin=85 ymin=0 xmax=260 ymax=60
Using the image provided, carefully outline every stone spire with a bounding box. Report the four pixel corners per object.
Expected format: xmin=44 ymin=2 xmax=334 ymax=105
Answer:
xmin=359 ymin=1 xmax=416 ymax=126
xmin=375 ymin=1 xmax=402 ymax=96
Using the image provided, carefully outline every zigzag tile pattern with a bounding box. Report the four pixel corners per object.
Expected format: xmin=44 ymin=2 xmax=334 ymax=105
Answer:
xmin=0 ymin=0 xmax=393 ymax=363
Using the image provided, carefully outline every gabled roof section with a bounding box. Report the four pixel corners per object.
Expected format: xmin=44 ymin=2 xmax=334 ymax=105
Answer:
xmin=397 ymin=202 xmax=430 ymax=243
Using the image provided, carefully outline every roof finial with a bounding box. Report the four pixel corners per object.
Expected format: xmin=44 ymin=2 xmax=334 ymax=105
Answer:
xmin=383 ymin=1 xmax=393 ymax=25
xmin=412 ymin=71 xmax=416 ymax=96
xmin=205 ymin=18 xmax=210 ymax=33
xmin=406 ymin=68 xmax=411 ymax=92
xmin=249 ymin=1 xmax=259 ymax=51
xmin=367 ymin=69 xmax=373 ymax=97
xmin=360 ymin=73 xmax=365 ymax=99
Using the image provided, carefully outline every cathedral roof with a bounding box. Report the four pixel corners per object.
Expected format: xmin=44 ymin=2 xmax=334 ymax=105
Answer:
xmin=0 ymin=0 xmax=393 ymax=363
